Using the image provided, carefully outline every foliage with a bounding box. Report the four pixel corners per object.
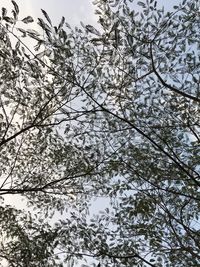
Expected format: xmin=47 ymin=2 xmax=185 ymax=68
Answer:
xmin=0 ymin=0 xmax=199 ymax=266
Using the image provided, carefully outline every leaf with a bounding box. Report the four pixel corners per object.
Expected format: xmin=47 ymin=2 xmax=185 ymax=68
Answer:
xmin=12 ymin=10 xmax=17 ymax=21
xmin=11 ymin=0 xmax=19 ymax=14
xmin=3 ymin=17 xmax=14 ymax=24
xmin=86 ymin=25 xmax=101 ymax=36
xmin=65 ymin=21 xmax=71 ymax=29
xmin=22 ymin=16 xmax=34 ymax=24
xmin=26 ymin=29 xmax=40 ymax=36
xmin=17 ymin=27 xmax=27 ymax=37
xmin=137 ymin=1 xmax=146 ymax=8
xmin=38 ymin=18 xmax=51 ymax=32
xmin=34 ymin=40 xmax=44 ymax=51
xmin=27 ymin=29 xmax=41 ymax=41
xmin=2 ymin=7 xmax=7 ymax=17
xmin=35 ymin=51 xmax=45 ymax=59
xmin=110 ymin=0 xmax=120 ymax=7
xmin=127 ymin=34 xmax=133 ymax=46
xmin=15 ymin=40 xmax=20 ymax=50
xmin=41 ymin=9 xmax=52 ymax=26
xmin=80 ymin=21 xmax=85 ymax=28
xmin=60 ymin=29 xmax=67 ymax=41
xmin=58 ymin=16 xmax=65 ymax=30
xmin=114 ymin=29 xmax=120 ymax=47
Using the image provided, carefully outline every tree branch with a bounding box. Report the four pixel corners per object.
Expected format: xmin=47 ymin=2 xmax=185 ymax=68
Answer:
xmin=150 ymin=42 xmax=200 ymax=103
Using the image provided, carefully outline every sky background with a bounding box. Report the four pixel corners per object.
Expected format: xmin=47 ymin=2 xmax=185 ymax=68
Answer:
xmin=1 ymin=0 xmax=97 ymax=26
xmin=0 ymin=0 xmax=182 ymax=28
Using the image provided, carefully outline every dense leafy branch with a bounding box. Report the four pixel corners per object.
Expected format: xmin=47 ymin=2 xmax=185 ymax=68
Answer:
xmin=150 ymin=42 xmax=200 ymax=103
xmin=0 ymin=0 xmax=199 ymax=266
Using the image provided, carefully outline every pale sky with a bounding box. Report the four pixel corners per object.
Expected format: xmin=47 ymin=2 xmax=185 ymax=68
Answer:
xmin=0 ymin=0 xmax=97 ymax=26
xmin=0 ymin=0 xmax=182 ymax=28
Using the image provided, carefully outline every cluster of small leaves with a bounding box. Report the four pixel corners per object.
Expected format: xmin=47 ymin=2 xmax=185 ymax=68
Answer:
xmin=0 ymin=203 xmax=64 ymax=266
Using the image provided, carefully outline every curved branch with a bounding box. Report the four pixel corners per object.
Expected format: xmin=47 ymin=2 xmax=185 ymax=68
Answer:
xmin=104 ymin=252 xmax=157 ymax=267
xmin=55 ymin=250 xmax=157 ymax=267
xmin=79 ymin=81 xmax=200 ymax=186
xmin=150 ymin=42 xmax=200 ymax=103
xmin=4 ymin=23 xmax=200 ymax=186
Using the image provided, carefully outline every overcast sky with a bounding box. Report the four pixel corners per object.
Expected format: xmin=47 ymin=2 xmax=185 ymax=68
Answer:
xmin=1 ymin=0 xmax=97 ymax=26
xmin=1 ymin=0 xmax=182 ymax=28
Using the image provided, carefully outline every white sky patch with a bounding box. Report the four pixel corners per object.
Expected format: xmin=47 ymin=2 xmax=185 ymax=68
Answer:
xmin=13 ymin=0 xmax=96 ymax=26
xmin=0 ymin=0 xmax=183 ymax=29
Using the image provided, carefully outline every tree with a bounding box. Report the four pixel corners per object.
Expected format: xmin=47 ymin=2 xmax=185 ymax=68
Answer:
xmin=0 ymin=0 xmax=199 ymax=266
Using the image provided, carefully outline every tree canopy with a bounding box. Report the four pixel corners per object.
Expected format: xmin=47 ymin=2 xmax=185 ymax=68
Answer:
xmin=0 ymin=0 xmax=199 ymax=266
